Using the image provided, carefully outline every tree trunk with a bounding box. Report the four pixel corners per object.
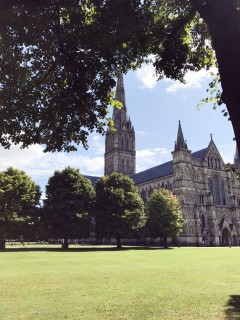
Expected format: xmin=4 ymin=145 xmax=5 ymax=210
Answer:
xmin=163 ymin=236 xmax=168 ymax=249
xmin=196 ymin=1 xmax=240 ymax=153
xmin=62 ymin=238 xmax=69 ymax=249
xmin=117 ymin=237 xmax=122 ymax=249
xmin=0 ymin=238 xmax=6 ymax=250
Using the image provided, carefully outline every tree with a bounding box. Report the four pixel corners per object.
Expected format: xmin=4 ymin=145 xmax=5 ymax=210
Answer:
xmin=146 ymin=188 xmax=184 ymax=248
xmin=147 ymin=0 xmax=240 ymax=153
xmin=43 ymin=167 xmax=95 ymax=249
xmin=95 ymin=172 xmax=145 ymax=248
xmin=0 ymin=167 xmax=41 ymax=249
xmin=0 ymin=0 xmax=151 ymax=152
xmin=1 ymin=1 xmax=240 ymax=154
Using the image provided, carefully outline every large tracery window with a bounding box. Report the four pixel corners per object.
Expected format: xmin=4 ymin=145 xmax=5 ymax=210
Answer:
xmin=125 ymin=137 xmax=129 ymax=151
xmin=209 ymin=176 xmax=227 ymax=206
xmin=213 ymin=175 xmax=221 ymax=205
xmin=126 ymin=159 xmax=130 ymax=172
xmin=221 ymin=181 xmax=226 ymax=206
xmin=209 ymin=179 xmax=214 ymax=198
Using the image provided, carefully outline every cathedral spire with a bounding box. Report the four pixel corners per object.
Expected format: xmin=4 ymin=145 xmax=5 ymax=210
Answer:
xmin=175 ymin=121 xmax=188 ymax=151
xmin=112 ymin=72 xmax=128 ymax=127
xmin=115 ymin=72 xmax=126 ymax=107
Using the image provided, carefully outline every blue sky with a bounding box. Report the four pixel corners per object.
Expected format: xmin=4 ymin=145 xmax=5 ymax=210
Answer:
xmin=0 ymin=63 xmax=235 ymax=194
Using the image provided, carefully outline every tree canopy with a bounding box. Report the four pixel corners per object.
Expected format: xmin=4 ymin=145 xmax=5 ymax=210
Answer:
xmin=0 ymin=0 xmax=151 ymax=152
xmin=0 ymin=167 xmax=41 ymax=249
xmin=146 ymin=188 xmax=184 ymax=248
xmin=147 ymin=0 xmax=240 ymax=152
xmin=95 ymin=172 xmax=145 ymax=248
xmin=43 ymin=166 xmax=95 ymax=249
xmin=0 ymin=1 xmax=239 ymax=153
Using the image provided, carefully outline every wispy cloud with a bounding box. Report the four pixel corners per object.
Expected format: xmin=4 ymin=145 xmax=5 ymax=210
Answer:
xmin=165 ymin=67 xmax=218 ymax=93
xmin=137 ymin=147 xmax=168 ymax=159
xmin=136 ymin=130 xmax=150 ymax=136
xmin=0 ymin=143 xmax=104 ymax=189
xmin=135 ymin=57 xmax=217 ymax=93
xmin=136 ymin=147 xmax=170 ymax=172
xmin=92 ymin=135 xmax=105 ymax=155
xmin=135 ymin=57 xmax=158 ymax=89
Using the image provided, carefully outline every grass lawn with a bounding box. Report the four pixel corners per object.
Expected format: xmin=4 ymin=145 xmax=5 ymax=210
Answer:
xmin=0 ymin=245 xmax=240 ymax=320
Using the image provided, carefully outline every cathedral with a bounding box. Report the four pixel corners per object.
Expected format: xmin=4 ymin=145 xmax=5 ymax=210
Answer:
xmin=86 ymin=74 xmax=240 ymax=246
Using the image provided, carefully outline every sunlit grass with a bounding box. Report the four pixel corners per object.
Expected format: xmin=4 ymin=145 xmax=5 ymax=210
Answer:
xmin=0 ymin=245 xmax=239 ymax=320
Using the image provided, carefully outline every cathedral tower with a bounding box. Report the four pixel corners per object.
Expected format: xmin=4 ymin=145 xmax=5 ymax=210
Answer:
xmin=104 ymin=73 xmax=136 ymax=175
xmin=172 ymin=121 xmax=201 ymax=245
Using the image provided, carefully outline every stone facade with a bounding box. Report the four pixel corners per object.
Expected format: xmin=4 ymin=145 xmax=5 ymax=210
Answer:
xmin=134 ymin=124 xmax=240 ymax=246
xmin=91 ymin=74 xmax=240 ymax=246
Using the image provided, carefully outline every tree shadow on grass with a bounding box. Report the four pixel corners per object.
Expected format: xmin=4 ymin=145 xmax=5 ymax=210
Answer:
xmin=0 ymin=245 xmax=174 ymax=253
xmin=225 ymin=295 xmax=240 ymax=319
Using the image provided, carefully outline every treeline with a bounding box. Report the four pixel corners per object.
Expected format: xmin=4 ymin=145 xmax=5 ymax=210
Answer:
xmin=0 ymin=167 xmax=184 ymax=250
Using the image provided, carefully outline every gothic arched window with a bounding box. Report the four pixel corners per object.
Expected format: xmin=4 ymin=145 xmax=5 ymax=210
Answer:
xmin=122 ymin=137 xmax=125 ymax=150
xmin=125 ymin=137 xmax=129 ymax=151
xmin=122 ymin=158 xmax=125 ymax=172
xmin=221 ymin=181 xmax=226 ymax=206
xmin=126 ymin=159 xmax=130 ymax=172
xmin=213 ymin=176 xmax=221 ymax=205
xmin=209 ymin=179 xmax=214 ymax=202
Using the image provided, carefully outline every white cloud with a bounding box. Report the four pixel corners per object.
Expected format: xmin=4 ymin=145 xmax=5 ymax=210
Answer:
xmin=136 ymin=60 xmax=158 ymax=89
xmin=165 ymin=67 xmax=218 ymax=93
xmin=0 ymin=143 xmax=104 ymax=190
xmin=137 ymin=149 xmax=156 ymax=159
xmin=136 ymin=164 xmax=147 ymax=173
xmin=0 ymin=144 xmax=44 ymax=168
xmin=136 ymin=130 xmax=150 ymax=136
xmin=135 ymin=57 xmax=218 ymax=93
xmin=136 ymin=147 xmax=170 ymax=172
xmin=91 ymin=135 xmax=105 ymax=155
xmin=137 ymin=147 xmax=169 ymax=159
xmin=153 ymin=147 xmax=168 ymax=154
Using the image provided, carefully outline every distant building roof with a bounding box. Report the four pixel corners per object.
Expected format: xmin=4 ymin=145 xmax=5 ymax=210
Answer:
xmin=83 ymin=175 xmax=100 ymax=188
xmin=191 ymin=147 xmax=208 ymax=160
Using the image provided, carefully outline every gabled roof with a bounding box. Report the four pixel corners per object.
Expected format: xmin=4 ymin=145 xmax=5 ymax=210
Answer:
xmin=131 ymin=160 xmax=174 ymax=185
xmin=205 ymin=138 xmax=225 ymax=164
xmin=191 ymin=147 xmax=208 ymax=160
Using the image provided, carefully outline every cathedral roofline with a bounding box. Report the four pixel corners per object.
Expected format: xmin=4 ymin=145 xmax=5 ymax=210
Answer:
xmin=85 ymin=143 xmax=224 ymax=187
xmin=131 ymin=147 xmax=210 ymax=185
